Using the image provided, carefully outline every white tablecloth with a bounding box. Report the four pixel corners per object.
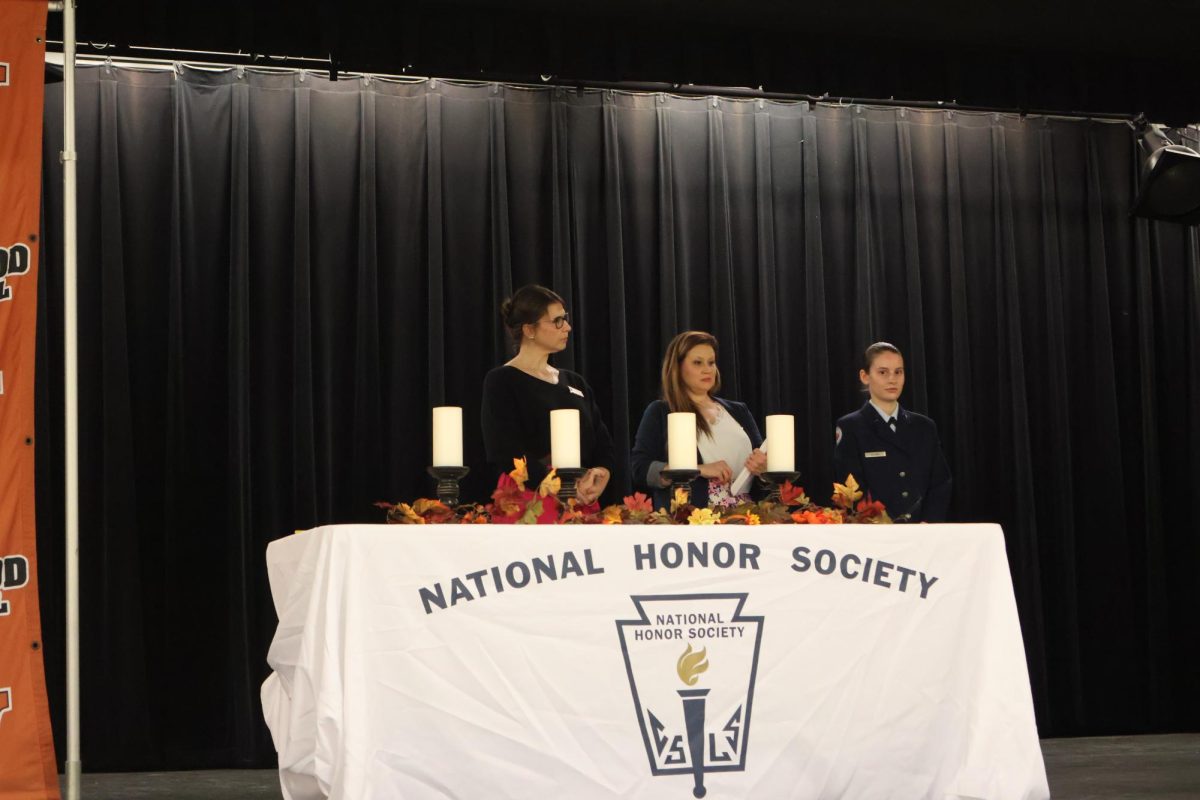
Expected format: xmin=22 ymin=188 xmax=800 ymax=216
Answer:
xmin=262 ymin=523 xmax=1048 ymax=799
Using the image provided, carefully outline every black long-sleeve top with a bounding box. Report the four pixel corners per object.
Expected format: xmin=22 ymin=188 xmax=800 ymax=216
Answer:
xmin=480 ymin=365 xmax=616 ymax=489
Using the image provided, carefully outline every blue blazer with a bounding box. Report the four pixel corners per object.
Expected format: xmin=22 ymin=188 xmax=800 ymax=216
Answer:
xmin=631 ymin=398 xmax=764 ymax=511
xmin=832 ymin=402 xmax=952 ymax=522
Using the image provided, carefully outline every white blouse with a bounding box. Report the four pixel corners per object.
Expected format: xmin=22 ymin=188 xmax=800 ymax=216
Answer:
xmin=697 ymin=405 xmax=752 ymax=475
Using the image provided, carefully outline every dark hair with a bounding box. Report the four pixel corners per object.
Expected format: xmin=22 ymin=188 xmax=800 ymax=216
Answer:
xmin=661 ymin=331 xmax=722 ymax=438
xmin=862 ymin=341 xmax=902 ymax=372
xmin=500 ymin=285 xmax=566 ymax=347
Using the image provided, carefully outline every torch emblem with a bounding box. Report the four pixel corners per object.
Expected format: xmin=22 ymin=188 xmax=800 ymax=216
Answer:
xmin=616 ymin=593 xmax=763 ymax=797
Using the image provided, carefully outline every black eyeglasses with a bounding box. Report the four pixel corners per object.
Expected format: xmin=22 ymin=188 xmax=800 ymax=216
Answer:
xmin=543 ymin=312 xmax=570 ymax=330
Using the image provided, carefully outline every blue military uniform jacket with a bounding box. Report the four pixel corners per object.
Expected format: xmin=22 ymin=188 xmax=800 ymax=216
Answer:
xmin=832 ymin=402 xmax=952 ymax=522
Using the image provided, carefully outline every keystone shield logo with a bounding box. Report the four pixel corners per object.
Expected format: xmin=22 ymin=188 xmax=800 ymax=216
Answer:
xmin=617 ymin=593 xmax=763 ymax=798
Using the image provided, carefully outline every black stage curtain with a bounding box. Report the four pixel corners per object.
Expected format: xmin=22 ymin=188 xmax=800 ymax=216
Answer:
xmin=35 ymin=65 xmax=1200 ymax=770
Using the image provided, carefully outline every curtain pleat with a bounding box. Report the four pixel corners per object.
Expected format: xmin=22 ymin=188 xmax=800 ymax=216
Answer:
xmin=290 ymin=77 xmax=318 ymax=526
xmin=94 ymin=66 xmax=154 ymax=756
xmin=895 ymin=110 xmax=929 ymax=411
xmin=226 ymin=70 xmax=256 ymax=762
xmin=799 ymin=108 xmax=834 ymax=489
xmin=990 ymin=121 xmax=1048 ymax=693
xmin=706 ymin=100 xmax=741 ymax=397
xmin=33 ymin=67 xmax=1200 ymax=769
xmin=350 ymin=86 xmax=384 ymax=522
xmin=1132 ymin=216 xmax=1169 ymax=726
xmin=852 ymin=109 xmax=879 ymax=348
xmin=1033 ymin=121 xmax=1083 ymax=734
xmin=942 ymin=117 xmax=977 ymax=515
xmin=424 ymin=85 xmax=445 ymax=407
xmin=655 ymin=95 xmax=680 ymax=343
xmin=752 ymin=103 xmax=781 ymax=413
xmin=601 ymin=92 xmax=632 ymax=496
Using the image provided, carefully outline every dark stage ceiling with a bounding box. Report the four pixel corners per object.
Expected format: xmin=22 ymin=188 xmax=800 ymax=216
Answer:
xmin=47 ymin=1 xmax=1200 ymax=124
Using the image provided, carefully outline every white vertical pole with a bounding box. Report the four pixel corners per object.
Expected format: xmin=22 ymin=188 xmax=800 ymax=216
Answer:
xmin=60 ymin=0 xmax=82 ymax=797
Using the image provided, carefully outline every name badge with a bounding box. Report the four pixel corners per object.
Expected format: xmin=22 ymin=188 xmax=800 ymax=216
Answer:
xmin=568 ymin=386 xmax=585 ymax=398
xmin=865 ymin=451 xmax=887 ymax=458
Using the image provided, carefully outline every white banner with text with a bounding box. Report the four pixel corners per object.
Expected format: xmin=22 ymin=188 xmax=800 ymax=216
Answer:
xmin=262 ymin=523 xmax=1048 ymax=800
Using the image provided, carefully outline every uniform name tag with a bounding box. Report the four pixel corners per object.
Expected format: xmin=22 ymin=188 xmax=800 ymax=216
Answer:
xmin=568 ymin=386 xmax=585 ymax=397
xmin=865 ymin=451 xmax=887 ymax=458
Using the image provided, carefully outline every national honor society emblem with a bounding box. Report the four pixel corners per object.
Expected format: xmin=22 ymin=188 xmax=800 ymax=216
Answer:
xmin=616 ymin=593 xmax=764 ymax=798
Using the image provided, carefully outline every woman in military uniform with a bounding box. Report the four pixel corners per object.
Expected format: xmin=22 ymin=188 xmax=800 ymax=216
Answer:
xmin=833 ymin=342 xmax=951 ymax=522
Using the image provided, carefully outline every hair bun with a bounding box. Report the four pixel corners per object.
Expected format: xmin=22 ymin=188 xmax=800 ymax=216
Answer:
xmin=500 ymin=297 xmax=515 ymax=323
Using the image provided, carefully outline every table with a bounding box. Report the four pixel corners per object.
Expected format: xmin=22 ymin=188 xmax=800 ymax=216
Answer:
xmin=261 ymin=523 xmax=1048 ymax=799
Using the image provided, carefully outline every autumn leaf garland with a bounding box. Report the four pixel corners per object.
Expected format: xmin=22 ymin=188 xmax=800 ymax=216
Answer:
xmin=376 ymin=460 xmax=892 ymax=527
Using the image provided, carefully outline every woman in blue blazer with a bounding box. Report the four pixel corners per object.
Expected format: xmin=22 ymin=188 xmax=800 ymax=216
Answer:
xmin=631 ymin=331 xmax=767 ymax=510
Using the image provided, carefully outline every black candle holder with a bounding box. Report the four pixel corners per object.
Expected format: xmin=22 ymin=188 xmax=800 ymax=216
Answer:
xmin=761 ymin=470 xmax=801 ymax=502
xmin=661 ymin=468 xmax=702 ymax=507
xmin=553 ymin=467 xmax=589 ymax=502
xmin=427 ymin=465 xmax=470 ymax=507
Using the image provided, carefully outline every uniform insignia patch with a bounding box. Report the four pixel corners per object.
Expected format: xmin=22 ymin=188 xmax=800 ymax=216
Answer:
xmin=834 ymin=426 xmax=842 ymax=445
xmin=568 ymin=386 xmax=584 ymax=397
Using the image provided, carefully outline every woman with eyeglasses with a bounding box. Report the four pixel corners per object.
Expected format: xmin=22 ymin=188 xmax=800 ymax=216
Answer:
xmin=631 ymin=331 xmax=767 ymax=511
xmin=481 ymin=285 xmax=615 ymax=505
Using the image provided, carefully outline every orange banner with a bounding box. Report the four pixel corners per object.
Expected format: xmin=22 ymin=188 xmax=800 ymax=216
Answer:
xmin=0 ymin=2 xmax=59 ymax=798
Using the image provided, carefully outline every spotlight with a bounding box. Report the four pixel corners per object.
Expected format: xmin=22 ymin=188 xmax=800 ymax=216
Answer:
xmin=1131 ymin=123 xmax=1200 ymax=225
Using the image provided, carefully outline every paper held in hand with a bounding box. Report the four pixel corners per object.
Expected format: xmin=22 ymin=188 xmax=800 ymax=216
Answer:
xmin=730 ymin=440 xmax=767 ymax=496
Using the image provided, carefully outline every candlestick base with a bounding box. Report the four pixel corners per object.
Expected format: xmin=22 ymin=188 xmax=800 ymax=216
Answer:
xmin=427 ymin=465 xmax=470 ymax=507
xmin=553 ymin=467 xmax=589 ymax=501
xmin=661 ymin=468 xmax=702 ymax=507
xmin=760 ymin=470 xmax=801 ymax=503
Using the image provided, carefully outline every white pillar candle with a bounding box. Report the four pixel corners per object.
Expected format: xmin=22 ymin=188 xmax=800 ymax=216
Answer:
xmin=766 ymin=414 xmax=795 ymax=472
xmin=550 ymin=408 xmax=582 ymax=468
xmin=431 ymin=406 xmax=463 ymax=467
xmin=667 ymin=412 xmax=698 ymax=470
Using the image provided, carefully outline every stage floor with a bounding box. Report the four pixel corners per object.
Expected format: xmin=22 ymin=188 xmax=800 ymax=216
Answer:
xmin=60 ymin=734 xmax=1200 ymax=799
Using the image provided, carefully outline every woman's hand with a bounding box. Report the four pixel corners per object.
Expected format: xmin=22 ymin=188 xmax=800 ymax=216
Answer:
xmin=698 ymin=460 xmax=733 ymax=484
xmin=576 ymin=467 xmax=610 ymax=505
xmin=745 ymin=449 xmax=767 ymax=475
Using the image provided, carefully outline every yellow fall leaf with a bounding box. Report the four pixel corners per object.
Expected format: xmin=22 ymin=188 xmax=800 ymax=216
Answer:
xmin=538 ymin=468 xmax=561 ymax=498
xmin=670 ymin=487 xmax=690 ymax=514
xmin=510 ymin=457 xmax=529 ymax=490
xmin=833 ymin=473 xmax=863 ymax=507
